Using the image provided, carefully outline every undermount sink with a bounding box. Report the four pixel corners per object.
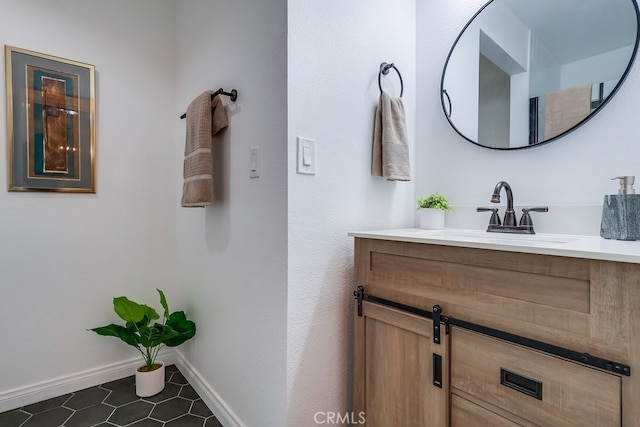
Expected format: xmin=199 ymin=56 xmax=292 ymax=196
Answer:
xmin=420 ymin=229 xmax=579 ymax=245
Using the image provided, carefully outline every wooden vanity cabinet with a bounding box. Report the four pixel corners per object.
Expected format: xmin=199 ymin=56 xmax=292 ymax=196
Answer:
xmin=353 ymin=237 xmax=640 ymax=426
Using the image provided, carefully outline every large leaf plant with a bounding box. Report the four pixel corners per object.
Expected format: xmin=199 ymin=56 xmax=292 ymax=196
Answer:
xmin=90 ymin=289 xmax=196 ymax=371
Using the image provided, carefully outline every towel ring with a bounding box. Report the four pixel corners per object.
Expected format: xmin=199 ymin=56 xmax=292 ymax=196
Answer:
xmin=378 ymin=62 xmax=404 ymax=98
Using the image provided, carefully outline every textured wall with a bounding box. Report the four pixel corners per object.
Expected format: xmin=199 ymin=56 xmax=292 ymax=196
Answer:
xmin=287 ymin=0 xmax=417 ymax=424
xmin=173 ymin=0 xmax=288 ymax=426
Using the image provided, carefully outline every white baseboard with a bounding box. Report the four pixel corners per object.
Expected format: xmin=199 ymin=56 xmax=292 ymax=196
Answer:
xmin=173 ymin=350 xmax=244 ymax=427
xmin=0 ymin=350 xmax=175 ymax=413
xmin=1 ymin=349 xmax=244 ymax=427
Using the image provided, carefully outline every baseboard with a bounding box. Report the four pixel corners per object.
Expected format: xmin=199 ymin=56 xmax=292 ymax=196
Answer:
xmin=0 ymin=349 xmax=175 ymax=413
xmin=173 ymin=350 xmax=244 ymax=427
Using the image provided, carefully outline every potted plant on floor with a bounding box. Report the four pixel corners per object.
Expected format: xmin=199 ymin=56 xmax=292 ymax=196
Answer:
xmin=417 ymin=192 xmax=452 ymax=229
xmin=89 ymin=289 xmax=196 ymax=397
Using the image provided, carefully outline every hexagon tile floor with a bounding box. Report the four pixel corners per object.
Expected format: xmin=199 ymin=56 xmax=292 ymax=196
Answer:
xmin=0 ymin=365 xmax=223 ymax=427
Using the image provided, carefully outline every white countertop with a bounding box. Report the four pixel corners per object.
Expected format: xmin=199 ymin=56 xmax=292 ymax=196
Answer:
xmin=349 ymin=228 xmax=640 ymax=264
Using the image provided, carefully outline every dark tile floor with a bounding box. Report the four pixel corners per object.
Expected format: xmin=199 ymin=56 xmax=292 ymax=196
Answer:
xmin=0 ymin=365 xmax=223 ymax=427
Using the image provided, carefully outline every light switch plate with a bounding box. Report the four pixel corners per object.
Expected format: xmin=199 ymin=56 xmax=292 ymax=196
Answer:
xmin=297 ymin=137 xmax=316 ymax=175
xmin=250 ymin=146 xmax=260 ymax=178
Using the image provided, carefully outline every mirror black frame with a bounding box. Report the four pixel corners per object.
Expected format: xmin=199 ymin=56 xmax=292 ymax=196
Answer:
xmin=440 ymin=0 xmax=640 ymax=150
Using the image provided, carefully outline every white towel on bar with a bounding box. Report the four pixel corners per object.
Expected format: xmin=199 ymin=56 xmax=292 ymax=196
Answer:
xmin=372 ymin=91 xmax=411 ymax=181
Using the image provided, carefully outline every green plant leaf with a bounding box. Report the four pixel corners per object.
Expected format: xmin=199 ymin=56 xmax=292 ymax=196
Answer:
xmin=90 ymin=324 xmax=139 ymax=348
xmin=168 ymin=311 xmax=186 ymax=322
xmin=158 ymin=289 xmax=169 ymax=320
xmin=165 ymin=313 xmax=196 ymax=347
xmin=142 ymin=304 xmax=160 ymax=321
xmin=417 ymin=192 xmax=453 ymax=211
xmin=90 ymin=324 xmax=121 ymax=338
xmin=168 ymin=319 xmax=195 ymax=335
xmin=137 ymin=325 xmax=160 ymax=348
xmin=138 ymin=324 xmax=179 ymax=348
xmin=159 ymin=324 xmax=180 ymax=339
xmin=117 ymin=328 xmax=141 ymax=347
xmin=113 ymin=297 xmax=146 ymax=323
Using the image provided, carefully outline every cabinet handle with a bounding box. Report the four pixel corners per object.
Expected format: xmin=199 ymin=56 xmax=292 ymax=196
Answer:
xmin=500 ymin=368 xmax=542 ymax=400
xmin=433 ymin=353 xmax=443 ymax=388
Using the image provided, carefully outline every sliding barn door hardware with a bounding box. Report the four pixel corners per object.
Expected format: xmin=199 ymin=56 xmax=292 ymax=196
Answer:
xmin=352 ymin=287 xmax=630 ymax=376
xmin=432 ymin=305 xmax=442 ymax=344
xmin=353 ymin=286 xmax=446 ymax=346
xmin=354 ymin=286 xmax=364 ymax=317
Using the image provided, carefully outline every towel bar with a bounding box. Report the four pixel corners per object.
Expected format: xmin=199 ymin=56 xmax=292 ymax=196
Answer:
xmin=180 ymin=88 xmax=238 ymax=119
xmin=378 ymin=62 xmax=403 ymax=97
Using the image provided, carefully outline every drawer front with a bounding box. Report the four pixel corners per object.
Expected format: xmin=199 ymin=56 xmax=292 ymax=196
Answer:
xmin=451 ymin=394 xmax=523 ymax=427
xmin=451 ymin=328 xmax=621 ymax=426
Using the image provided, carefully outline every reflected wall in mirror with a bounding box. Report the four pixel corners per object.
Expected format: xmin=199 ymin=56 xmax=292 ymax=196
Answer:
xmin=441 ymin=0 xmax=640 ymax=150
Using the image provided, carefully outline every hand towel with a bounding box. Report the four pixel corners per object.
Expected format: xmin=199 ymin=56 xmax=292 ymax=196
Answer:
xmin=543 ymin=84 xmax=591 ymax=140
xmin=181 ymin=91 xmax=229 ymax=207
xmin=372 ymin=91 xmax=411 ymax=181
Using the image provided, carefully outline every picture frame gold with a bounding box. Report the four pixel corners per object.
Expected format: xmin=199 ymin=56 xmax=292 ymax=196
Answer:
xmin=5 ymin=46 xmax=95 ymax=192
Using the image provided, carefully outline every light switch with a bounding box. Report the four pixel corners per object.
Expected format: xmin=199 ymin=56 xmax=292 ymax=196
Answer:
xmin=303 ymin=146 xmax=312 ymax=166
xmin=250 ymin=146 xmax=260 ymax=178
xmin=297 ymin=137 xmax=316 ymax=175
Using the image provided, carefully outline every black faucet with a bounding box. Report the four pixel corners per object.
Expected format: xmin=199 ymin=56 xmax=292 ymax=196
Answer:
xmin=477 ymin=181 xmax=548 ymax=234
xmin=491 ymin=181 xmax=516 ymax=226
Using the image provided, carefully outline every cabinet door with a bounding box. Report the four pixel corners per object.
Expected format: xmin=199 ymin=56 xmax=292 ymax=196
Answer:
xmin=354 ymin=300 xmax=449 ymax=427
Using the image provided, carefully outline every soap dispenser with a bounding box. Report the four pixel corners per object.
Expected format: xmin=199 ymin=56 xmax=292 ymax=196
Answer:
xmin=600 ymin=176 xmax=640 ymax=240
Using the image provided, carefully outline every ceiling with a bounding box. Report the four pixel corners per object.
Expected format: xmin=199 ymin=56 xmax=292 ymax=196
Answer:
xmin=502 ymin=0 xmax=638 ymax=64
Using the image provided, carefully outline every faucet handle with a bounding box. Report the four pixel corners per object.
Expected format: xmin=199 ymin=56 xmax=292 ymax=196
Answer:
xmin=477 ymin=207 xmax=501 ymax=226
xmin=519 ymin=207 xmax=548 ymax=227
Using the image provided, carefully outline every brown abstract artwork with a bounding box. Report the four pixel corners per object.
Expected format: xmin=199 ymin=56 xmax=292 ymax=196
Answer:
xmin=26 ymin=65 xmax=80 ymax=180
xmin=42 ymin=76 xmax=69 ymax=173
xmin=6 ymin=46 xmax=94 ymax=192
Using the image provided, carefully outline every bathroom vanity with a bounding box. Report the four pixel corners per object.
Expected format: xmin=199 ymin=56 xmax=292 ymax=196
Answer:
xmin=351 ymin=229 xmax=640 ymax=426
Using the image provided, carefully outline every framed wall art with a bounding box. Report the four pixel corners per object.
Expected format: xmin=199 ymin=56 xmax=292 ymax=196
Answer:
xmin=5 ymin=46 xmax=95 ymax=192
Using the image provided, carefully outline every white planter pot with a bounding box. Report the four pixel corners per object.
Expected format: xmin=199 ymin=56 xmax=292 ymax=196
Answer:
xmin=418 ymin=208 xmax=445 ymax=230
xmin=135 ymin=361 xmax=165 ymax=397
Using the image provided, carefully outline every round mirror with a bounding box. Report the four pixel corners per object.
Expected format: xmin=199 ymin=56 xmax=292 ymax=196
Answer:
xmin=440 ymin=0 xmax=640 ymax=150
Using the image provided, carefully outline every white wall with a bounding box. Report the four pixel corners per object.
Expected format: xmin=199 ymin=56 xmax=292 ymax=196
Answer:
xmin=173 ymin=1 xmax=288 ymax=426
xmin=442 ymin=23 xmax=480 ymax=141
xmin=287 ymin=0 xmax=416 ymax=424
xmin=444 ymin=2 xmax=530 ymax=145
xmin=561 ymin=45 xmax=635 ymax=89
xmin=480 ymin=2 xmax=529 ymax=70
xmin=0 ymin=0 xmax=177 ymax=400
xmin=417 ymin=0 xmax=640 ymax=236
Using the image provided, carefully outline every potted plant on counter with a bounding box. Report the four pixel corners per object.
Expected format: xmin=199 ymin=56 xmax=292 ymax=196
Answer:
xmin=417 ymin=192 xmax=452 ymax=229
xmin=89 ymin=289 xmax=196 ymax=397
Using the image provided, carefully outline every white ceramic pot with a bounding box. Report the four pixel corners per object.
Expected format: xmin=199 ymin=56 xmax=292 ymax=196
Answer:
xmin=418 ymin=208 xmax=445 ymax=230
xmin=135 ymin=361 xmax=165 ymax=397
